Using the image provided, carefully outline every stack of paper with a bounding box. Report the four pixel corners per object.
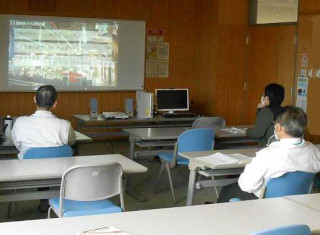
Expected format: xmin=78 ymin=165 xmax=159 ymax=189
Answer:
xmin=77 ymin=226 xmax=131 ymax=235
xmin=220 ymin=127 xmax=247 ymax=134
xmin=196 ymin=152 xmax=250 ymax=166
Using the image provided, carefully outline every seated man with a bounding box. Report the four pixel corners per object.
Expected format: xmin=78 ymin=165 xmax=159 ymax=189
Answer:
xmin=11 ymin=85 xmax=76 ymax=159
xmin=246 ymin=83 xmax=285 ymax=147
xmin=217 ymin=106 xmax=320 ymax=203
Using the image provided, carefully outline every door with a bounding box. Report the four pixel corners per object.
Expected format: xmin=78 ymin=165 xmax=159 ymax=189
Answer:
xmin=244 ymin=25 xmax=297 ymax=124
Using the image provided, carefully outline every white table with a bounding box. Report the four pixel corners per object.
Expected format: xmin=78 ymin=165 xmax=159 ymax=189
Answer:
xmin=0 ymin=197 xmax=320 ymax=235
xmin=285 ymin=193 xmax=320 ymax=212
xmin=74 ymin=114 xmax=198 ymax=138
xmin=180 ymin=148 xmax=260 ymax=206
xmin=0 ymin=154 xmax=147 ymax=202
xmin=124 ymin=126 xmax=255 ymax=160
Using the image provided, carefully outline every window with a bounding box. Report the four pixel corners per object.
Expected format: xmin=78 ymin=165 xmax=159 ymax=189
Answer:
xmin=250 ymin=0 xmax=298 ymax=24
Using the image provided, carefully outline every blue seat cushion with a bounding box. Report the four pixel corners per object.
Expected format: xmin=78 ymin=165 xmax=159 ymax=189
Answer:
xmin=158 ymin=153 xmax=189 ymax=165
xmin=49 ymin=197 xmax=122 ymax=217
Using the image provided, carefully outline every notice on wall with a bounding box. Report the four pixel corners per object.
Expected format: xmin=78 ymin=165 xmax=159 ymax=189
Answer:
xmin=147 ymin=29 xmax=164 ymax=42
xmin=301 ymin=54 xmax=309 ymax=68
xmin=146 ymin=29 xmax=169 ymax=78
xmin=158 ymin=42 xmax=169 ymax=60
xmin=296 ymin=77 xmax=309 ymax=112
xmin=158 ymin=60 xmax=169 ymax=78
xmin=146 ymin=42 xmax=158 ymax=60
xmin=146 ymin=60 xmax=158 ymax=78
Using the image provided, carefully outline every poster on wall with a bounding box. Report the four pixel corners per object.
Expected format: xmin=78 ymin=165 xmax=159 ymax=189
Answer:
xmin=296 ymin=77 xmax=308 ymax=112
xmin=147 ymin=29 xmax=164 ymax=42
xmin=146 ymin=60 xmax=157 ymax=78
xmin=158 ymin=60 xmax=169 ymax=78
xmin=146 ymin=42 xmax=158 ymax=60
xmin=158 ymin=42 xmax=169 ymax=60
xmin=301 ymin=54 xmax=309 ymax=68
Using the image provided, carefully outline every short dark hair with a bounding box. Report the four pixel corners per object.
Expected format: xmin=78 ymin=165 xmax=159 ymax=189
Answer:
xmin=36 ymin=85 xmax=57 ymax=109
xmin=264 ymin=83 xmax=285 ymax=106
xmin=276 ymin=106 xmax=307 ymax=138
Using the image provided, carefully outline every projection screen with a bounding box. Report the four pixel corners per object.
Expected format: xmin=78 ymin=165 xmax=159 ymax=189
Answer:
xmin=0 ymin=15 xmax=146 ymax=91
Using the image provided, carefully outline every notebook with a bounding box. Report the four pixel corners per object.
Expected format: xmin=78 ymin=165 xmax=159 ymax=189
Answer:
xmin=77 ymin=226 xmax=131 ymax=235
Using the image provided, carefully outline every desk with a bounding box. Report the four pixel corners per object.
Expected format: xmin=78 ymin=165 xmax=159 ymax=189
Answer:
xmin=180 ymin=148 xmax=260 ymax=206
xmin=0 ymin=154 xmax=147 ymax=202
xmin=285 ymin=193 xmax=320 ymax=213
xmin=124 ymin=127 xmax=190 ymax=160
xmin=0 ymin=197 xmax=320 ymax=235
xmin=124 ymin=126 xmax=256 ymax=160
xmin=73 ymin=114 xmax=198 ymax=138
xmin=0 ymin=131 xmax=92 ymax=157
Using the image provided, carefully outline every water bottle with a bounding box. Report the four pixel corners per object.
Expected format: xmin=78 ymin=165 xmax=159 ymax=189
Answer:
xmin=4 ymin=115 xmax=13 ymax=142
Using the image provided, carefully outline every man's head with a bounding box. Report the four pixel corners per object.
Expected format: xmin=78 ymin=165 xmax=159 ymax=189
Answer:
xmin=264 ymin=83 xmax=285 ymax=106
xmin=34 ymin=85 xmax=57 ymax=111
xmin=274 ymin=106 xmax=307 ymax=139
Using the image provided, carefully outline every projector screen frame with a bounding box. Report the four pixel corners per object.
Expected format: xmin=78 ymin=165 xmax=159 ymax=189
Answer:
xmin=0 ymin=14 xmax=146 ymax=92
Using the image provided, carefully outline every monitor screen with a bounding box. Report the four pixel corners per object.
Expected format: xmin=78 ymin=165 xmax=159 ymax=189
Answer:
xmin=156 ymin=89 xmax=189 ymax=112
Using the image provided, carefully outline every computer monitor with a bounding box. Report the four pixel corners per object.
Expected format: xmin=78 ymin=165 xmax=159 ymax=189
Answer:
xmin=156 ymin=89 xmax=189 ymax=113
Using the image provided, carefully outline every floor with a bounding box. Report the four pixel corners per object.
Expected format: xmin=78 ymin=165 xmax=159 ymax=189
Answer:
xmin=0 ymin=140 xmax=219 ymax=222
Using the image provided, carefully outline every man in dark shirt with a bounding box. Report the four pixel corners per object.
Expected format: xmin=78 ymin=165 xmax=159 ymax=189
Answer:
xmin=246 ymin=83 xmax=285 ymax=147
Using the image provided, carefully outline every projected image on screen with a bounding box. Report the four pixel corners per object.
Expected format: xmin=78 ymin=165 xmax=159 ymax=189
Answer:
xmin=8 ymin=20 xmax=118 ymax=88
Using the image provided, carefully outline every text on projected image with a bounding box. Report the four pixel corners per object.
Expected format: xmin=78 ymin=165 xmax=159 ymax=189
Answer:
xmin=9 ymin=20 xmax=118 ymax=88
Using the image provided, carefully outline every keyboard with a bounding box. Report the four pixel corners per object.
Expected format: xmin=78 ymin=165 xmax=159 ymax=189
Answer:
xmin=162 ymin=112 xmax=197 ymax=118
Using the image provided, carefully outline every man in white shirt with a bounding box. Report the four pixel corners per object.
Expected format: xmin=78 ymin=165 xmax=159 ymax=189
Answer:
xmin=217 ymin=106 xmax=320 ymax=203
xmin=11 ymin=85 xmax=76 ymax=159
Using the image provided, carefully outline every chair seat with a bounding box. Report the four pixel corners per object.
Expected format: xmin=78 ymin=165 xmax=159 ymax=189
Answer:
xmin=49 ymin=197 xmax=122 ymax=217
xmin=158 ymin=153 xmax=189 ymax=165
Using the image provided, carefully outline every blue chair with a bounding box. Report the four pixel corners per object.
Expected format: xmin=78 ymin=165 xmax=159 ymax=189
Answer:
xmin=250 ymin=224 xmax=311 ymax=235
xmin=48 ymin=163 xmax=124 ymax=218
xmin=230 ymin=171 xmax=315 ymax=202
xmin=155 ymin=128 xmax=215 ymax=203
xmin=23 ymin=145 xmax=73 ymax=159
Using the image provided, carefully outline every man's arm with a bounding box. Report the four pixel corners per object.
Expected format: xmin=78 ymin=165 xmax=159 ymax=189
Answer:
xmin=238 ymin=152 xmax=269 ymax=193
xmin=246 ymin=108 xmax=274 ymax=139
xmin=11 ymin=121 xmax=21 ymax=150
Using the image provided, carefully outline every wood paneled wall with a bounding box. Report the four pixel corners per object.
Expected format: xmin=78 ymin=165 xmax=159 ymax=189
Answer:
xmin=0 ymin=0 xmax=250 ymax=127
xmin=296 ymin=0 xmax=320 ymax=143
xmin=193 ymin=0 xmax=249 ymax=125
xmin=244 ymin=25 xmax=296 ymax=124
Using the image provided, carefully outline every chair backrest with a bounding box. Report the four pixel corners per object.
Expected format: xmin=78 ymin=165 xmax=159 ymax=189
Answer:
xmin=59 ymin=162 xmax=124 ymax=217
xmin=173 ymin=128 xmax=214 ymax=165
xmin=192 ymin=117 xmax=226 ymax=130
xmin=261 ymin=171 xmax=315 ymax=199
xmin=250 ymin=224 xmax=311 ymax=235
xmin=23 ymin=145 xmax=73 ymax=159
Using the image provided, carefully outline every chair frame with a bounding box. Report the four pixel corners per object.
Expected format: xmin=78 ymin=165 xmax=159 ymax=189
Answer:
xmin=155 ymin=129 xmax=214 ymax=203
xmin=48 ymin=162 xmax=124 ymax=218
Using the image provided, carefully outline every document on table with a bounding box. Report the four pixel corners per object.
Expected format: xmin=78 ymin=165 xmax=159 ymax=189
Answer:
xmin=77 ymin=226 xmax=131 ymax=235
xmin=220 ymin=127 xmax=247 ymax=134
xmin=195 ymin=152 xmax=252 ymax=166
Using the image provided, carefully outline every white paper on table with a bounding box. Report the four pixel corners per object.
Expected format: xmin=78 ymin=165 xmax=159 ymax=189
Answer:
xmin=220 ymin=127 xmax=247 ymax=134
xmin=77 ymin=226 xmax=131 ymax=235
xmin=195 ymin=153 xmax=251 ymax=166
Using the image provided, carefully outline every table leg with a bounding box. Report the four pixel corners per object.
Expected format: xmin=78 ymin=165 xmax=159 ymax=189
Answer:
xmin=125 ymin=136 xmax=148 ymax=202
xmin=186 ymin=163 xmax=197 ymax=206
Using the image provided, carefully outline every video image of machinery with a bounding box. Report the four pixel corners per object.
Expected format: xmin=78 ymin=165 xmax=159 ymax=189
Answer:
xmin=8 ymin=19 xmax=118 ymax=88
